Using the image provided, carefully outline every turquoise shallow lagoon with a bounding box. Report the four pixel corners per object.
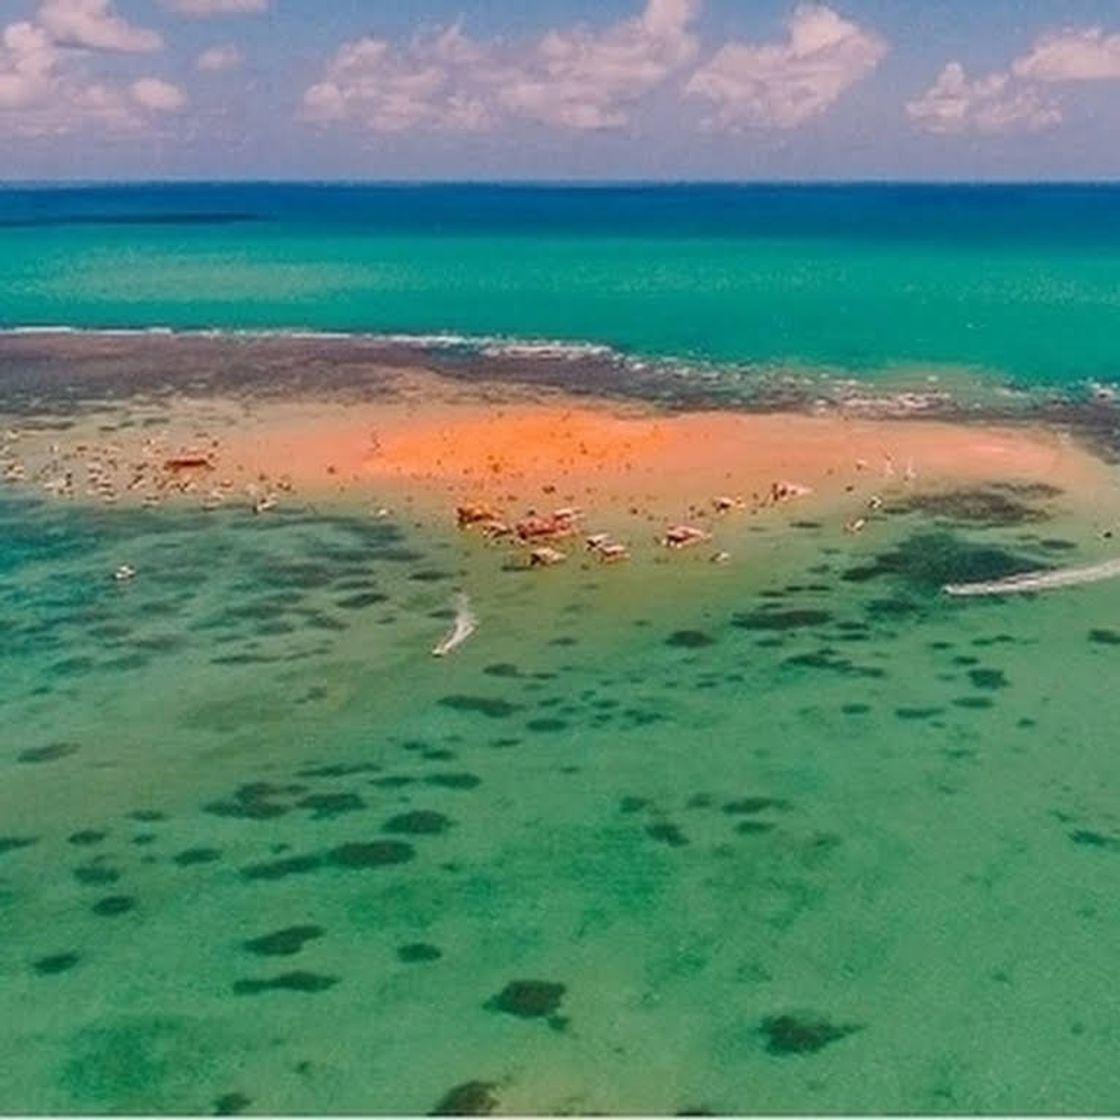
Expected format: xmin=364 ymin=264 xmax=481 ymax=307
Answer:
xmin=3 ymin=184 xmax=1120 ymax=1114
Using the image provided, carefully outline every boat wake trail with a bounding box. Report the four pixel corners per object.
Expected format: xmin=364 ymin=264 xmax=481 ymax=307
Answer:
xmin=432 ymin=592 xmax=477 ymax=656
xmin=944 ymin=557 xmax=1120 ymax=597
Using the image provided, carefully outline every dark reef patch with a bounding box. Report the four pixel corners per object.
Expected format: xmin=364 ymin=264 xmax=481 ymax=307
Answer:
xmin=646 ymin=822 xmax=689 ymax=847
xmin=722 ymin=797 xmax=789 ymax=815
xmin=1089 ymin=628 xmax=1120 ymax=645
xmin=204 ymin=782 xmax=306 ymax=821
xmin=67 ymin=830 xmax=107 ymax=847
xmin=0 ymin=835 xmax=37 ymax=856
xmin=760 ymin=1013 xmax=862 ymax=1056
xmin=486 ymin=979 xmax=566 ymax=1019
xmin=968 ymin=668 xmax=1008 ymax=691
xmin=297 ymin=792 xmax=365 ymax=819
xmin=893 ymin=487 xmax=1051 ymax=527
xmin=91 ymin=895 xmax=135 ymax=917
xmin=243 ymin=924 xmax=325 ymax=957
xmin=233 ymin=971 xmax=338 ymax=995
xmin=173 ymin=847 xmax=222 ymax=867
xmin=665 ymin=630 xmax=715 ymax=649
xmin=384 ymin=810 xmax=451 ymax=836
xmin=17 ymin=741 xmax=80 ymax=764
xmin=398 ymin=942 xmax=442 ymax=963
xmin=32 ymin=952 xmax=80 ymax=975
xmin=438 ymin=695 xmax=519 ymax=719
xmin=1070 ymin=829 xmax=1120 ymax=850
xmin=429 ymin=1081 xmax=499 ymax=1116
xmin=425 ymin=772 xmax=481 ymax=790
xmin=328 ymin=840 xmax=415 ymax=868
xmin=213 ymin=1092 xmax=253 ymax=1116
xmin=240 ymin=854 xmax=323 ymax=881
xmin=73 ymin=864 xmax=121 ymax=886
xmin=841 ymin=531 xmax=1045 ymax=592
xmin=527 ymin=718 xmax=568 ymax=733
xmin=732 ymin=609 xmax=832 ymax=632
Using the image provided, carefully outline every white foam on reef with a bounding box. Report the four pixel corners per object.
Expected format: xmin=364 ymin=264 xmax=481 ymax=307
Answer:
xmin=944 ymin=557 xmax=1120 ymax=597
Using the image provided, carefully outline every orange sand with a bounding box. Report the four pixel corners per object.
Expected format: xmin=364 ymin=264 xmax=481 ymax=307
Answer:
xmin=212 ymin=387 xmax=1117 ymax=529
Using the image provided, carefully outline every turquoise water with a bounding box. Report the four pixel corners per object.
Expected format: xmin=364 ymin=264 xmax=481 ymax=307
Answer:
xmin=3 ymin=183 xmax=1120 ymax=386
xmin=4 ymin=186 xmax=1120 ymax=1114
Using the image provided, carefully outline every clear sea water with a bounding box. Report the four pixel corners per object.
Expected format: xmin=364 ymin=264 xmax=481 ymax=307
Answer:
xmin=3 ymin=184 xmax=1120 ymax=1115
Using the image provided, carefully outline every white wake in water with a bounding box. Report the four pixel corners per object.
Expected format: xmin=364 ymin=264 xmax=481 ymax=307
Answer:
xmin=944 ymin=557 xmax=1120 ymax=597
xmin=432 ymin=592 xmax=477 ymax=657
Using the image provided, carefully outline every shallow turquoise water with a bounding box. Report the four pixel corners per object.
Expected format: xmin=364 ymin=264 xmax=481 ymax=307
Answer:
xmin=5 ymin=448 xmax=1120 ymax=1113
xmin=3 ymin=183 xmax=1120 ymax=385
xmin=3 ymin=184 xmax=1120 ymax=1114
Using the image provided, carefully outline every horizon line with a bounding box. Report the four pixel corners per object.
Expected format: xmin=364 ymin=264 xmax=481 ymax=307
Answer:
xmin=3 ymin=176 xmax=1120 ymax=189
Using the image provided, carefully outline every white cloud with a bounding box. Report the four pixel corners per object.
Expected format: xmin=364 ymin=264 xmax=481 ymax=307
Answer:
xmin=165 ymin=0 xmax=267 ymax=13
xmin=1013 ymin=27 xmax=1120 ymax=82
xmin=38 ymin=0 xmax=162 ymax=53
xmin=0 ymin=4 xmax=184 ymax=135
xmin=195 ymin=42 xmax=242 ymax=71
xmin=907 ymin=62 xmax=1061 ymax=135
xmin=683 ymin=4 xmax=887 ymax=130
xmin=0 ymin=21 xmax=60 ymax=109
xmin=130 ymin=76 xmax=186 ymax=110
xmin=302 ymin=0 xmax=700 ymax=133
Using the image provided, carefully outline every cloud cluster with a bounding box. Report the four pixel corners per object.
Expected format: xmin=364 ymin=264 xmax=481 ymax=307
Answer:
xmin=0 ymin=0 xmax=186 ymax=136
xmin=909 ymin=22 xmax=1120 ymax=137
xmin=303 ymin=0 xmax=886 ymax=135
xmin=907 ymin=63 xmax=1061 ymax=135
xmin=1013 ymin=27 xmax=1120 ymax=82
xmin=685 ymin=4 xmax=886 ymax=130
xmin=304 ymin=0 xmax=701 ymax=133
xmin=195 ymin=42 xmax=242 ymax=72
xmin=165 ymin=0 xmax=268 ymax=15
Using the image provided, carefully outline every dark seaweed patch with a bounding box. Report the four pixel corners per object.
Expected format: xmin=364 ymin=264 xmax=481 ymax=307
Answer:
xmin=243 ymin=924 xmax=324 ymax=957
xmin=952 ymin=696 xmax=994 ymax=710
xmin=32 ymin=952 xmax=79 ymax=975
xmin=429 ymin=1081 xmax=499 ymax=1116
xmin=232 ymin=971 xmax=338 ymax=995
xmin=424 ymin=773 xmax=481 ymax=790
xmin=968 ymin=668 xmax=1008 ymax=690
xmin=646 ymin=822 xmax=688 ymax=847
xmin=732 ymin=609 xmax=832 ymax=632
xmin=0 ymin=836 xmax=37 ymax=856
xmin=895 ymin=488 xmax=1050 ymax=527
xmin=842 ymin=531 xmax=1045 ymax=591
xmin=67 ymin=830 xmax=107 ymax=847
xmin=736 ymin=821 xmax=775 ymax=835
xmin=384 ymin=810 xmax=450 ymax=836
xmin=665 ymin=630 xmax=715 ymax=649
xmin=328 ymin=840 xmax=415 ymax=868
xmin=760 ymin=1014 xmax=862 ymax=1056
xmin=240 ymin=854 xmax=323 ymax=881
xmin=483 ymin=663 xmax=521 ymax=678
xmin=783 ymin=652 xmax=885 ymax=678
xmin=894 ymin=707 xmax=944 ymax=720
xmin=73 ymin=864 xmax=120 ymax=886
xmin=204 ymin=782 xmax=305 ymax=820
xmin=1070 ymin=830 xmax=1120 ymax=850
xmin=1089 ymin=628 xmax=1120 ymax=645
xmin=619 ymin=796 xmax=649 ymax=814
xmin=297 ymin=792 xmax=365 ymax=819
xmin=527 ymin=718 xmax=568 ymax=733
xmin=173 ymin=847 xmax=222 ymax=867
xmin=722 ymin=797 xmax=789 ymax=815
xmin=296 ymin=761 xmax=382 ymax=779
xmin=335 ymin=592 xmax=389 ymax=609
xmin=17 ymin=741 xmax=80 ymax=764
xmin=91 ymin=895 xmax=135 ymax=917
xmin=486 ymin=980 xmax=565 ymax=1019
xmin=398 ymin=942 xmax=442 ymax=963
xmin=841 ymin=703 xmax=870 ymax=715
xmin=213 ymin=1092 xmax=252 ymax=1116
xmin=127 ymin=809 xmax=165 ymax=823
xmin=438 ymin=695 xmax=519 ymax=719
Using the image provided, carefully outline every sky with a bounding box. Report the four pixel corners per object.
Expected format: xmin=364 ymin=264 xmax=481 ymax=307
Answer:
xmin=3 ymin=0 xmax=1120 ymax=180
